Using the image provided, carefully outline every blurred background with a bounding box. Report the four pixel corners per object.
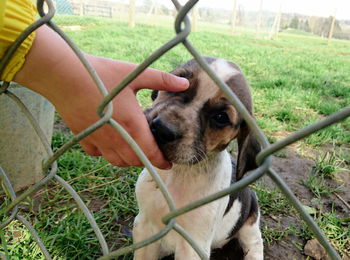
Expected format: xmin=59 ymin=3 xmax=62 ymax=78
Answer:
xmin=50 ymin=0 xmax=350 ymax=40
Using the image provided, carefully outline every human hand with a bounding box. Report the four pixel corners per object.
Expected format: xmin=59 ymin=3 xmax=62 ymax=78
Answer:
xmin=62 ymin=55 xmax=189 ymax=169
xmin=13 ymin=25 xmax=189 ymax=169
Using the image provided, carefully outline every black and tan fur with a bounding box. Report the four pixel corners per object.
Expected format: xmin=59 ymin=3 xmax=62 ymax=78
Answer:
xmin=133 ymin=57 xmax=263 ymax=260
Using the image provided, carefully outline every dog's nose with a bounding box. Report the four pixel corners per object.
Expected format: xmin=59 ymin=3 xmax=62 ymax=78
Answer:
xmin=150 ymin=117 xmax=180 ymax=145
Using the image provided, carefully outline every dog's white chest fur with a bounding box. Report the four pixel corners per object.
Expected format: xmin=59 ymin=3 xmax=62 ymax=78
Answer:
xmin=135 ymin=151 xmax=242 ymax=257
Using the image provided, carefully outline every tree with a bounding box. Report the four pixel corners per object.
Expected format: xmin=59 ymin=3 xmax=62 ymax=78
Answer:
xmin=302 ymin=20 xmax=311 ymax=32
xmin=307 ymin=16 xmax=342 ymax=38
xmin=256 ymin=0 xmax=263 ymax=36
xmin=231 ymin=0 xmax=238 ymax=34
xmin=290 ymin=16 xmax=299 ymax=29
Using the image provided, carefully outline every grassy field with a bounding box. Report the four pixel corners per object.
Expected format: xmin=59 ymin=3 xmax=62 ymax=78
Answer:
xmin=1 ymin=15 xmax=349 ymax=259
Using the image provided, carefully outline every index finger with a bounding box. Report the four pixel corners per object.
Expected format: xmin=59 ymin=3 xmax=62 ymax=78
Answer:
xmin=129 ymin=67 xmax=189 ymax=92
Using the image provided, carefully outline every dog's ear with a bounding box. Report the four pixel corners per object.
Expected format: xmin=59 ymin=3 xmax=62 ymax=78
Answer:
xmin=151 ymin=90 xmax=158 ymax=101
xmin=224 ymin=62 xmax=260 ymax=179
xmin=236 ymin=121 xmax=261 ymax=180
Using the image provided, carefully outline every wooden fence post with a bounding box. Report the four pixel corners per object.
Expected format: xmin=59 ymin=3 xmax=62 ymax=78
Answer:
xmin=191 ymin=4 xmax=199 ymax=32
xmin=128 ymin=0 xmax=136 ymax=28
xmin=231 ymin=0 xmax=237 ymax=34
xmin=256 ymin=0 xmax=263 ymax=37
xmin=327 ymin=14 xmax=336 ymax=44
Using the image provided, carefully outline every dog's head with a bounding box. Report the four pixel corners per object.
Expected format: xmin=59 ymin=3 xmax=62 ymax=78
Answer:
xmin=146 ymin=57 xmax=260 ymax=179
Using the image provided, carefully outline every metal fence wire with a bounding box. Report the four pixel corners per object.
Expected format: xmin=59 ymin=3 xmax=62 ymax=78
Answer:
xmin=0 ymin=0 xmax=349 ymax=259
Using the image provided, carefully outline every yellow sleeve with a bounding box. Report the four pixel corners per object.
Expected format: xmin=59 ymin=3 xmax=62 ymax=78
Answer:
xmin=0 ymin=0 xmax=37 ymax=82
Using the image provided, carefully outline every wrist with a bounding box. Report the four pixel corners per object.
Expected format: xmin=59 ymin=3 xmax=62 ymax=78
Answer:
xmin=13 ymin=26 xmax=103 ymax=107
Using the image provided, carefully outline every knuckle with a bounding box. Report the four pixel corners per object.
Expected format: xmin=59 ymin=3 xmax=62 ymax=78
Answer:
xmin=161 ymin=72 xmax=174 ymax=88
xmin=126 ymin=153 xmax=143 ymax=167
xmin=109 ymin=157 xmax=123 ymax=167
xmin=81 ymin=143 xmax=100 ymax=156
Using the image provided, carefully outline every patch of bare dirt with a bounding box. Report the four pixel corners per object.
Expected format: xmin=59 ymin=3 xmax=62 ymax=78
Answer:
xmin=272 ymin=148 xmax=349 ymax=214
xmin=261 ymin=149 xmax=349 ymax=260
xmin=260 ymin=151 xmax=314 ymax=260
xmin=269 ymin=149 xmax=315 ymax=202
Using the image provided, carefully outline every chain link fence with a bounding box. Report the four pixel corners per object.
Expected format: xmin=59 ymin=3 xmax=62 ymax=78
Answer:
xmin=0 ymin=0 xmax=349 ymax=259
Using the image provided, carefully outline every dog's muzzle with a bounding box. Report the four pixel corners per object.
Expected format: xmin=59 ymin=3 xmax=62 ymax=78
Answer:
xmin=150 ymin=116 xmax=182 ymax=146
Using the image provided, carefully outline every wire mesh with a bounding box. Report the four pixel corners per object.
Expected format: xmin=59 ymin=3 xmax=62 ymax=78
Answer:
xmin=0 ymin=0 xmax=349 ymax=259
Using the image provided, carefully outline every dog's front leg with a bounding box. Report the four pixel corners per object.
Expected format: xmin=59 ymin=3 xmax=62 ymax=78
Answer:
xmin=133 ymin=241 xmax=161 ymax=260
xmin=133 ymin=215 xmax=161 ymax=260
xmin=237 ymin=217 xmax=264 ymax=260
xmin=174 ymin=238 xmax=210 ymax=260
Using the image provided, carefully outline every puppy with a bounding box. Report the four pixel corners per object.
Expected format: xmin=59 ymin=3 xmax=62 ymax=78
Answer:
xmin=133 ymin=57 xmax=263 ymax=260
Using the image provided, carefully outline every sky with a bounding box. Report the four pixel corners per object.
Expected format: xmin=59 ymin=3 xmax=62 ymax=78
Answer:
xmin=171 ymin=0 xmax=350 ymax=20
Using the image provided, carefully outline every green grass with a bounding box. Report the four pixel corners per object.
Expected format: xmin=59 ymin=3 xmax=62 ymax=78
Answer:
xmin=314 ymin=152 xmax=344 ymax=179
xmin=298 ymin=206 xmax=350 ymax=257
xmin=252 ymin=182 xmax=294 ymax=216
xmin=36 ymin=133 xmax=139 ymax=259
xmin=262 ymin=226 xmax=296 ymax=245
xmin=1 ymin=14 xmax=349 ymax=259
xmin=302 ymin=174 xmax=342 ymax=198
xmin=0 ymin=221 xmax=45 ymax=259
xmin=302 ymin=151 xmax=345 ymax=199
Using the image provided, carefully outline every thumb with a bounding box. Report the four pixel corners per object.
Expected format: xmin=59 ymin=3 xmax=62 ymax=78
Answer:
xmin=130 ymin=68 xmax=189 ymax=92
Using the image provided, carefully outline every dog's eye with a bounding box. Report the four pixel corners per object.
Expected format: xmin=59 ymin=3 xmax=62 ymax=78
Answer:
xmin=210 ymin=112 xmax=231 ymax=128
